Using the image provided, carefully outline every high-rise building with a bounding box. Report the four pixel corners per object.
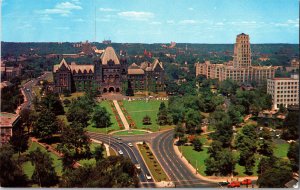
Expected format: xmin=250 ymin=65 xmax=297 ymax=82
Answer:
xmin=233 ymin=33 xmax=251 ymax=68
xmin=195 ymin=33 xmax=277 ymax=85
xmin=267 ymin=74 xmax=299 ymax=110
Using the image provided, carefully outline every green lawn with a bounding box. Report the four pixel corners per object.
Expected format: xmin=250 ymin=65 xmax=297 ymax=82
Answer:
xmin=113 ymin=130 xmax=148 ymax=136
xmin=122 ymin=100 xmax=173 ymax=132
xmin=181 ymin=146 xmax=259 ymax=177
xmin=61 ymin=92 xmax=84 ymax=101
xmin=22 ymin=141 xmax=63 ymax=179
xmin=274 ymin=142 xmax=289 ymax=158
xmin=87 ymin=101 xmax=123 ymax=133
xmin=137 ymin=144 xmax=168 ymax=182
xmin=78 ymin=143 xmax=104 ymax=166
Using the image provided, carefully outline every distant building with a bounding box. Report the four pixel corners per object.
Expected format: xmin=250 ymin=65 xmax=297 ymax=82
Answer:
xmin=285 ymin=58 xmax=299 ymax=72
xmin=53 ymin=46 xmax=165 ymax=93
xmin=0 ymin=112 xmax=20 ymax=145
xmin=195 ymin=33 xmax=277 ymax=85
xmin=267 ymin=74 xmax=299 ymax=110
xmin=0 ymin=81 xmax=13 ymax=89
xmin=0 ymin=63 xmax=22 ymax=81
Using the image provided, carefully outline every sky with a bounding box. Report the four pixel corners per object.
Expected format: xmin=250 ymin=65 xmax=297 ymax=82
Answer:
xmin=1 ymin=0 xmax=299 ymax=43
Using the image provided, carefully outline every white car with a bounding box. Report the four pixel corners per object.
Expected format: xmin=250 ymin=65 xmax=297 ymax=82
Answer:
xmin=145 ymin=173 xmax=152 ymax=180
xmin=128 ymin=143 xmax=133 ymax=147
xmin=118 ymin=150 xmax=123 ymax=155
xmin=135 ymin=164 xmax=141 ymax=170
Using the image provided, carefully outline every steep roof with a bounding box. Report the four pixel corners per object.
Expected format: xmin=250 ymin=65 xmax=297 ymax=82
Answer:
xmin=152 ymin=59 xmax=164 ymax=70
xmin=128 ymin=68 xmax=145 ymax=75
xmin=128 ymin=63 xmax=139 ymax=69
xmin=100 ymin=46 xmax=120 ymax=65
xmin=53 ymin=59 xmax=94 ymax=73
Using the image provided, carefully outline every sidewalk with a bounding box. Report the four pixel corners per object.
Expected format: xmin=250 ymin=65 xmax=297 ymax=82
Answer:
xmin=173 ymin=139 xmax=258 ymax=183
xmin=113 ymin=100 xmax=130 ymax=130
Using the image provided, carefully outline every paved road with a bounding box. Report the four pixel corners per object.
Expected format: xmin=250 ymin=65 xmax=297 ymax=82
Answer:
xmin=21 ymin=72 xmax=52 ymax=110
xmin=151 ymin=130 xmax=220 ymax=188
xmin=87 ymin=132 xmax=156 ymax=188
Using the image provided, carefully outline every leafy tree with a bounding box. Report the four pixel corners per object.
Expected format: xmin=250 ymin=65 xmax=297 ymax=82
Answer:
xmin=126 ymin=80 xmax=134 ymax=96
xmin=60 ymin=156 xmax=139 ymax=187
xmin=257 ymin=156 xmax=293 ymax=188
xmin=28 ymin=148 xmax=59 ymax=187
xmin=282 ymin=111 xmax=299 ymax=140
xmin=0 ymin=144 xmax=28 ymax=187
xmin=219 ymin=79 xmax=238 ymax=96
xmin=174 ymin=124 xmax=186 ymax=144
xmin=157 ymin=102 xmax=172 ymax=126
xmin=58 ymin=122 xmax=91 ymax=162
xmin=212 ymin=114 xmax=233 ymax=148
xmin=185 ymin=109 xmax=202 ymax=134
xmin=142 ymin=115 xmax=151 ymax=125
xmin=94 ymin=144 xmax=105 ymax=162
xmin=91 ymin=106 xmax=112 ymax=128
xmin=228 ymin=105 xmax=243 ymax=125
xmin=257 ymin=140 xmax=273 ymax=156
xmin=40 ymin=92 xmax=64 ymax=115
xmin=192 ymin=138 xmax=203 ymax=151
xmin=63 ymin=99 xmax=71 ymax=107
xmin=287 ymin=141 xmax=299 ymax=172
xmin=9 ymin=123 xmax=29 ymax=155
xmin=66 ymin=105 xmax=90 ymax=128
xmin=33 ymin=108 xmax=59 ymax=139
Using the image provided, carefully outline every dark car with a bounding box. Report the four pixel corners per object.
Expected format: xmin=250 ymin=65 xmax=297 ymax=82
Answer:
xmin=218 ymin=181 xmax=230 ymax=186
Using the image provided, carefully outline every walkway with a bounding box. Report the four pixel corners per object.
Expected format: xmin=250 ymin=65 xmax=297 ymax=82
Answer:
xmin=113 ymin=100 xmax=130 ymax=130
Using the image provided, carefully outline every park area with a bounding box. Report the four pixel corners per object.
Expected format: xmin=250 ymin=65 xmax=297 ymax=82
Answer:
xmin=180 ymin=139 xmax=290 ymax=177
xmin=121 ymin=100 xmax=174 ymax=132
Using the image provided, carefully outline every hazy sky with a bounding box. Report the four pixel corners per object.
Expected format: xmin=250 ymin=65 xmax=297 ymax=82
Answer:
xmin=1 ymin=0 xmax=299 ymax=43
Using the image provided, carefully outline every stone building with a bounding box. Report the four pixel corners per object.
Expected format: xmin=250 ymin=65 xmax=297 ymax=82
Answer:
xmin=267 ymin=74 xmax=299 ymax=110
xmin=0 ymin=63 xmax=22 ymax=81
xmin=53 ymin=46 xmax=165 ymax=93
xmin=0 ymin=112 xmax=19 ymax=145
xmin=195 ymin=33 xmax=277 ymax=85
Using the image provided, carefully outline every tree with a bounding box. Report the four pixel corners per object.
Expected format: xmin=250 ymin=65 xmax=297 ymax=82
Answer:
xmin=142 ymin=115 xmax=151 ymax=125
xmin=228 ymin=105 xmax=243 ymax=125
xmin=174 ymin=124 xmax=186 ymax=144
xmin=192 ymin=138 xmax=202 ymax=151
xmin=57 ymin=122 xmax=91 ymax=163
xmin=185 ymin=109 xmax=202 ymax=134
xmin=157 ymin=103 xmax=172 ymax=126
xmin=257 ymin=157 xmax=293 ymax=188
xmin=212 ymin=115 xmax=233 ymax=148
xmin=33 ymin=108 xmax=59 ymax=139
xmin=91 ymin=106 xmax=112 ymax=128
xmin=126 ymin=80 xmax=134 ymax=96
xmin=60 ymin=156 xmax=139 ymax=187
xmin=40 ymin=92 xmax=64 ymax=115
xmin=94 ymin=144 xmax=105 ymax=162
xmin=0 ymin=144 xmax=28 ymax=187
xmin=282 ymin=111 xmax=299 ymax=140
xmin=28 ymin=148 xmax=59 ymax=187
xmin=9 ymin=123 xmax=29 ymax=155
xmin=219 ymin=79 xmax=238 ymax=96
xmin=66 ymin=106 xmax=90 ymax=128
xmin=287 ymin=141 xmax=299 ymax=172
xmin=257 ymin=140 xmax=273 ymax=156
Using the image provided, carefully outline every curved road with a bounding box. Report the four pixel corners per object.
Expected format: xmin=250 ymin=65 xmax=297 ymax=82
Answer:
xmin=87 ymin=132 xmax=156 ymax=188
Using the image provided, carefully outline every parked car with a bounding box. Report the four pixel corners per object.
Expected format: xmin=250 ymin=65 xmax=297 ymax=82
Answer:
xmin=241 ymin=179 xmax=252 ymax=185
xmin=227 ymin=181 xmax=240 ymax=188
xmin=128 ymin=143 xmax=133 ymax=147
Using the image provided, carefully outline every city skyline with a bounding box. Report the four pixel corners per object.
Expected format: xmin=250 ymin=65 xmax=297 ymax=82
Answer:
xmin=1 ymin=0 xmax=299 ymax=43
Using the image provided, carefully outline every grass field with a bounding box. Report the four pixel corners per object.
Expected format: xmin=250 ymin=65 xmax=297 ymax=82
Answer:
xmin=87 ymin=101 xmax=123 ymax=133
xmin=61 ymin=92 xmax=84 ymax=101
xmin=112 ymin=130 xmax=148 ymax=136
xmin=273 ymin=142 xmax=289 ymax=158
xmin=137 ymin=143 xmax=169 ymax=182
xmin=78 ymin=143 xmax=105 ymax=166
xmin=122 ymin=100 xmax=173 ymax=132
xmin=22 ymin=141 xmax=63 ymax=179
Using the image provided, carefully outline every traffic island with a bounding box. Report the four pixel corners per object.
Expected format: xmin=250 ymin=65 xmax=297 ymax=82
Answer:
xmin=136 ymin=142 xmax=169 ymax=182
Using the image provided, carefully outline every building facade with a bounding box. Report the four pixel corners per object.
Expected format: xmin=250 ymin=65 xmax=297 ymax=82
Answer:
xmin=0 ymin=112 xmax=20 ymax=145
xmin=0 ymin=63 xmax=23 ymax=81
xmin=195 ymin=33 xmax=276 ymax=85
xmin=267 ymin=74 xmax=299 ymax=110
xmin=53 ymin=46 xmax=165 ymax=93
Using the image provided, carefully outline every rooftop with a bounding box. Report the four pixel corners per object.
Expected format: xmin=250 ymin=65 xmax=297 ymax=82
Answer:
xmin=0 ymin=112 xmax=19 ymax=127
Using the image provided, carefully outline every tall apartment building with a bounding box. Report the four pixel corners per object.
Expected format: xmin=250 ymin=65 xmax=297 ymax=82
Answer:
xmin=195 ymin=33 xmax=276 ymax=85
xmin=267 ymin=74 xmax=299 ymax=110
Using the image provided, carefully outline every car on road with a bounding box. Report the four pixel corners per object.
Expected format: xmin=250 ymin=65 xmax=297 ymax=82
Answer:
xmin=117 ymin=137 xmax=121 ymax=140
xmin=241 ymin=179 xmax=252 ymax=185
xmin=118 ymin=150 xmax=123 ymax=155
xmin=26 ymin=88 xmax=30 ymax=92
xmin=128 ymin=143 xmax=133 ymax=147
xmin=118 ymin=141 xmax=122 ymax=144
xmin=218 ymin=181 xmax=230 ymax=186
xmin=135 ymin=164 xmax=141 ymax=170
xmin=227 ymin=181 xmax=240 ymax=188
xmin=145 ymin=173 xmax=152 ymax=180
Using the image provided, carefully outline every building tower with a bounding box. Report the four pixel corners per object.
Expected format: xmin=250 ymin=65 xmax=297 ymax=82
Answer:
xmin=233 ymin=33 xmax=251 ymax=68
